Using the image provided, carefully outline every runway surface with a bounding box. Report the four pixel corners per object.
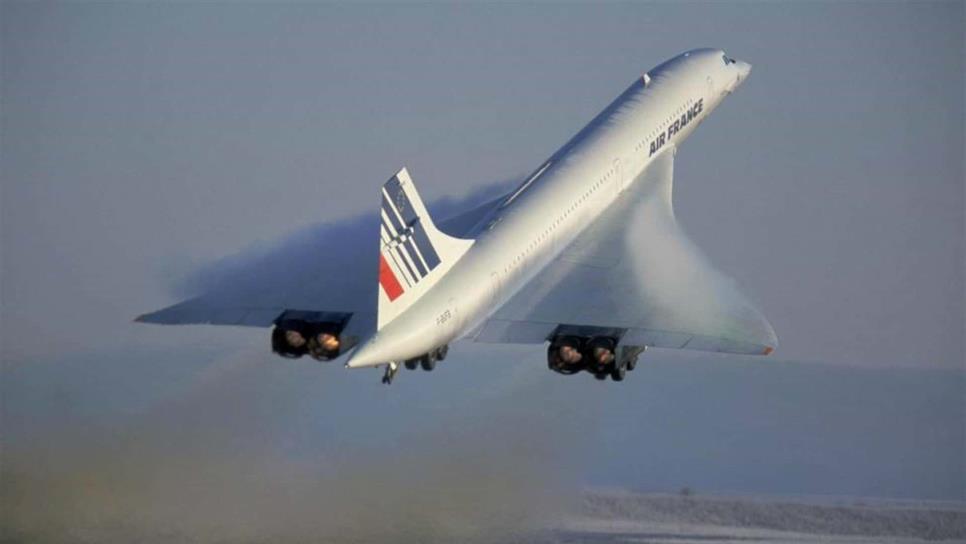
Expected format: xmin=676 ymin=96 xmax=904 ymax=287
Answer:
xmin=538 ymin=492 xmax=966 ymax=544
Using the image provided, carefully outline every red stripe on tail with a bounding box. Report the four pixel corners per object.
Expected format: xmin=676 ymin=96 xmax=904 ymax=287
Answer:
xmin=378 ymin=253 xmax=404 ymax=301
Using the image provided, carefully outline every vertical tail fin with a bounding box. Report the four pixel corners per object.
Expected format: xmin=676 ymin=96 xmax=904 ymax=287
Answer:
xmin=377 ymin=168 xmax=473 ymax=329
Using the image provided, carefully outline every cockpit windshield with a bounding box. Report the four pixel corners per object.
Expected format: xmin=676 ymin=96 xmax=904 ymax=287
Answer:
xmin=722 ymin=53 xmax=737 ymax=66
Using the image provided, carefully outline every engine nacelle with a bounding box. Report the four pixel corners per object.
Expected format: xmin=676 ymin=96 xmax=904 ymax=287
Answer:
xmin=585 ymin=336 xmax=616 ymax=370
xmin=270 ymin=311 xmax=352 ymax=361
xmin=547 ymin=336 xmax=585 ymax=375
xmin=546 ymin=326 xmax=640 ymax=381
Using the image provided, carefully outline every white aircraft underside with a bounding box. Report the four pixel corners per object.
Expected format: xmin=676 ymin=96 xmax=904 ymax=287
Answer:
xmin=138 ymin=48 xmax=776 ymax=384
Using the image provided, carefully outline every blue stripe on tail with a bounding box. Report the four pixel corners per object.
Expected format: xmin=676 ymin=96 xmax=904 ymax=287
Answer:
xmin=404 ymin=238 xmax=428 ymax=277
xmin=384 ymin=175 xmax=419 ymax=225
xmin=381 ymin=173 xmax=441 ymax=284
xmin=411 ymin=221 xmax=441 ymax=271
xmin=394 ymin=245 xmax=418 ymax=282
xmin=381 ymin=194 xmax=406 ymax=234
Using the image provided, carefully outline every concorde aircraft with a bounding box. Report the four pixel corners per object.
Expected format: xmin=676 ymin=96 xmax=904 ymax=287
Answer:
xmin=138 ymin=48 xmax=776 ymax=384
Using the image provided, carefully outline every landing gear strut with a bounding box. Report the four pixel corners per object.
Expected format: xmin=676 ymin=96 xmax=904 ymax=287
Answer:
xmin=381 ymin=361 xmax=399 ymax=385
xmin=610 ymin=361 xmax=626 ymax=381
xmin=619 ymin=345 xmax=645 ymax=372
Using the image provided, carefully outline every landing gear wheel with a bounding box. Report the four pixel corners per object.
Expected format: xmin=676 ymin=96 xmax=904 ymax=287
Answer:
xmin=626 ymin=356 xmax=637 ymax=371
xmin=420 ymin=353 xmax=437 ymax=371
xmin=594 ymin=372 xmax=608 ymax=381
xmin=611 ymin=363 xmax=626 ymax=382
xmin=404 ymin=359 xmax=419 ymax=371
xmin=436 ymin=345 xmax=449 ymax=361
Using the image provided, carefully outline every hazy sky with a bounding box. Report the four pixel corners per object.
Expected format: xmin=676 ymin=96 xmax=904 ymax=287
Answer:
xmin=2 ymin=1 xmax=963 ymax=368
xmin=1 ymin=3 xmax=964 ymax=539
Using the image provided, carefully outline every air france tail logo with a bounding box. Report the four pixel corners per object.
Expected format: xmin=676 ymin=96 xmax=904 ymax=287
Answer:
xmin=649 ymin=98 xmax=703 ymax=157
xmin=378 ymin=175 xmax=441 ymax=302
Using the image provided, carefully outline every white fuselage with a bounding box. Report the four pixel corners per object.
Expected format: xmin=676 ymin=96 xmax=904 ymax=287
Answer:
xmin=348 ymin=48 xmax=750 ymax=367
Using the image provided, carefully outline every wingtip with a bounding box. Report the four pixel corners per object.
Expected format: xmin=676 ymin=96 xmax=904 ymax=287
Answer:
xmin=133 ymin=311 xmax=163 ymax=324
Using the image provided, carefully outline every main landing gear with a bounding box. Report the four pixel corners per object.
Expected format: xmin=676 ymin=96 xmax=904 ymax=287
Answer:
xmin=383 ymin=345 xmax=449 ymax=385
